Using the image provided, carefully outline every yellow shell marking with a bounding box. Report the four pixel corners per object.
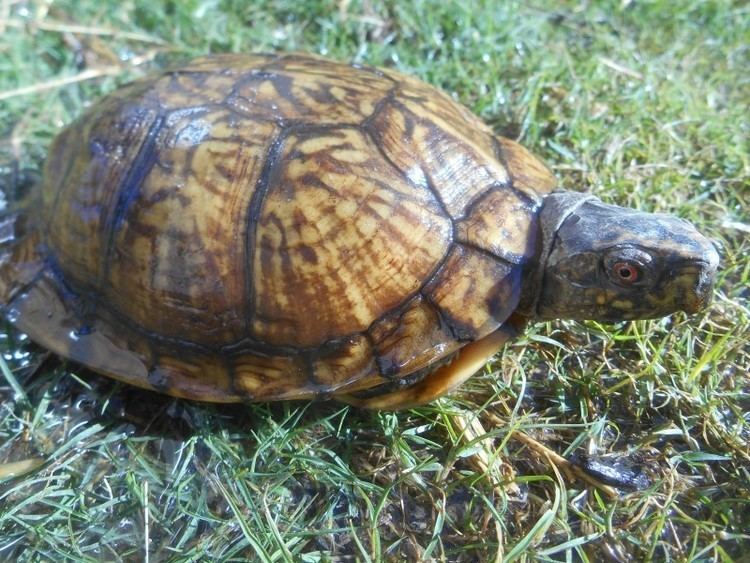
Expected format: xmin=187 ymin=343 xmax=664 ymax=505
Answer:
xmin=252 ymin=127 xmax=452 ymax=347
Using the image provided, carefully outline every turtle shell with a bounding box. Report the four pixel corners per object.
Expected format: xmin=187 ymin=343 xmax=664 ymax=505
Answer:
xmin=0 ymin=53 xmax=556 ymax=403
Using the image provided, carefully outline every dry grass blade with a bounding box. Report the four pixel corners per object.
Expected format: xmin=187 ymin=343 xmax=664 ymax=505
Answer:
xmin=143 ymin=480 xmax=150 ymax=563
xmin=598 ymin=56 xmax=644 ymax=80
xmin=2 ymin=17 xmax=166 ymax=44
xmin=0 ymin=67 xmax=122 ymax=101
xmin=0 ymin=354 xmax=27 ymax=405
xmin=449 ymin=410 xmax=507 ymax=478
xmin=0 ymin=458 xmax=45 ymax=479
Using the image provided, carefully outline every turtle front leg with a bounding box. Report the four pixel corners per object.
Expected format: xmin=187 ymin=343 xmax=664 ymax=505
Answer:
xmin=340 ymin=326 xmax=515 ymax=410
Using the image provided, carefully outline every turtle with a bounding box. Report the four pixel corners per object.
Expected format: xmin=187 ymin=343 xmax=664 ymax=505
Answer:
xmin=0 ymin=53 xmax=719 ymax=410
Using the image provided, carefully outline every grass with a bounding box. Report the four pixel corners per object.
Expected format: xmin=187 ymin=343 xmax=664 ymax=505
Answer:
xmin=0 ymin=0 xmax=748 ymax=560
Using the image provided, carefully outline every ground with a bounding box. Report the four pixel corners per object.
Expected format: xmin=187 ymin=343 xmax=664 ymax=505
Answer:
xmin=0 ymin=1 xmax=748 ymax=561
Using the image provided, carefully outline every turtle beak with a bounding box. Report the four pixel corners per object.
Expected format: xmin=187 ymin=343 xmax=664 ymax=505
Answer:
xmin=681 ymin=239 xmax=720 ymax=314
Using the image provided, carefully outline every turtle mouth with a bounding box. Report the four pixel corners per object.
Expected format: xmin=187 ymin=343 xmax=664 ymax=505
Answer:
xmin=674 ymin=259 xmax=718 ymax=315
xmin=689 ymin=276 xmax=716 ymax=314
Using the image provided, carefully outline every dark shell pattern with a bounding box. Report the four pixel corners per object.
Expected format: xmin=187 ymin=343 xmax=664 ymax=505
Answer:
xmin=0 ymin=53 xmax=557 ymax=402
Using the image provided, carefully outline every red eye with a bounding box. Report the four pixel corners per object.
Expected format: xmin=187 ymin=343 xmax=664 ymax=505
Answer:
xmin=612 ymin=262 xmax=639 ymax=284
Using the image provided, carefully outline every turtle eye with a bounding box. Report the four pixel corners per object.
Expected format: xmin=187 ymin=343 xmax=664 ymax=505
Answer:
xmin=611 ymin=261 xmax=640 ymax=285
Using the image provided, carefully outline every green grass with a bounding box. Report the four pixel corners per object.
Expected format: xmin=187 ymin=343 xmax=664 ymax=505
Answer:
xmin=1 ymin=0 xmax=748 ymax=560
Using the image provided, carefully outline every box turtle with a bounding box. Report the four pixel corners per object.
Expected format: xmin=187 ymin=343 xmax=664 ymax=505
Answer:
xmin=0 ymin=53 xmax=719 ymax=409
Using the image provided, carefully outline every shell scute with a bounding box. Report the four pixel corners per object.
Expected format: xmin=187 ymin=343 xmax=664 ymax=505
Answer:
xmin=312 ymin=335 xmax=379 ymax=390
xmin=494 ymin=136 xmax=557 ymax=197
xmin=5 ymin=270 xmax=155 ymax=392
xmin=176 ymin=53 xmax=278 ymax=74
xmin=424 ymin=245 xmax=522 ymax=341
xmin=251 ymin=126 xmax=452 ymax=348
xmin=369 ymin=295 xmax=461 ymax=378
xmin=233 ymin=353 xmax=314 ymax=400
xmin=456 ymin=188 xmax=540 ymax=264
xmin=44 ymin=95 xmax=162 ymax=287
xmin=148 ymin=353 xmax=236 ymax=400
xmin=367 ymin=97 xmax=511 ymax=219
xmin=105 ymin=108 xmax=278 ymax=346
xmin=226 ymin=57 xmax=394 ymax=125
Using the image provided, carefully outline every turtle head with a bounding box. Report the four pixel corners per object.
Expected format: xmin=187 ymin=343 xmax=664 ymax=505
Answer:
xmin=532 ymin=192 xmax=719 ymax=322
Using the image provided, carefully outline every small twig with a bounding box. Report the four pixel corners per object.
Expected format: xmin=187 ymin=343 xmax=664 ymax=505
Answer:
xmin=0 ymin=67 xmax=122 ymax=101
xmin=512 ymin=429 xmax=619 ymax=499
xmin=484 ymin=412 xmax=619 ymax=499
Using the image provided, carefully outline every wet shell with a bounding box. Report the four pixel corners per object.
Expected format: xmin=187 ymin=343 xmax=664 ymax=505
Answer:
xmin=0 ymin=53 xmax=556 ymax=403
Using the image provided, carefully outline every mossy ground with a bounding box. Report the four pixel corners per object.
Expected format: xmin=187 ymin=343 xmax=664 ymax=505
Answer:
xmin=0 ymin=1 xmax=748 ymax=561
